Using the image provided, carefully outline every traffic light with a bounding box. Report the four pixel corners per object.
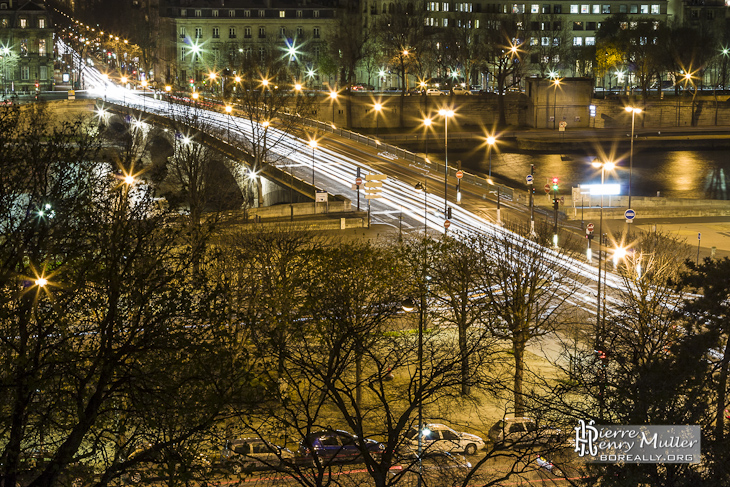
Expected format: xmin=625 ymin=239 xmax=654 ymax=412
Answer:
xmin=552 ymin=177 xmax=559 ymax=191
xmin=553 ymin=198 xmax=559 ymax=210
xmin=446 ymin=207 xmax=452 ymax=219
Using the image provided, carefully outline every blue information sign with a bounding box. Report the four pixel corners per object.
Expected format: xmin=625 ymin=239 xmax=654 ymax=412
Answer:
xmin=625 ymin=209 xmax=636 ymax=220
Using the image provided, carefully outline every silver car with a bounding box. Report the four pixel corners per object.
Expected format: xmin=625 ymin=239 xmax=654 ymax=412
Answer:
xmin=222 ymin=438 xmax=294 ymax=473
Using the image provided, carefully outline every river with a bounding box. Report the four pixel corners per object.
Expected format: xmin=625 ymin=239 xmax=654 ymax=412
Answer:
xmin=451 ymin=147 xmax=730 ymax=200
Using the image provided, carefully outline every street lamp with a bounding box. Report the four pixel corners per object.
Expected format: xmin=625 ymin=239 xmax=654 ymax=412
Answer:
xmin=414 ymin=180 xmax=428 ymax=235
xmin=141 ymin=79 xmax=147 ymax=111
xmin=624 ymin=106 xmax=643 ymax=213
xmin=422 ymin=118 xmax=432 ymax=162
xmin=552 ymin=78 xmax=561 ymax=130
xmin=373 ymin=102 xmax=382 ymax=141
xmin=309 ymin=138 xmax=318 ymax=187
xmin=591 ymin=158 xmax=615 ymax=351
xmin=329 ymin=90 xmax=338 ymax=127
xmin=225 ymin=105 xmax=232 ymax=143
xmin=486 ymin=135 xmax=496 ymax=178
xmin=438 ymin=108 xmax=455 ymax=217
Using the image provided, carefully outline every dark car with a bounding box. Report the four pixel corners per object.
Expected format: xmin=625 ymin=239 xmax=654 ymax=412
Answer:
xmin=298 ymin=430 xmax=385 ymax=465
xmin=221 ymin=438 xmax=294 ymax=473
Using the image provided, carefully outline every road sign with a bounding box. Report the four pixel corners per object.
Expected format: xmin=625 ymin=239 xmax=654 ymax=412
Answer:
xmin=526 ymin=174 xmax=534 ymax=184
xmin=355 ymin=177 xmax=363 ymax=185
xmin=455 ymin=170 xmax=464 ymax=179
xmin=544 ymin=183 xmax=550 ymax=194
xmin=315 ymin=190 xmax=328 ymax=203
xmin=366 ymin=174 xmax=387 ymax=180
xmin=560 ymin=196 xmax=564 ymax=204
xmin=444 ymin=220 xmax=451 ymax=229
xmin=587 ymin=223 xmax=595 ymax=232
xmin=364 ymin=181 xmax=383 ymax=188
xmin=625 ymin=209 xmax=636 ymax=220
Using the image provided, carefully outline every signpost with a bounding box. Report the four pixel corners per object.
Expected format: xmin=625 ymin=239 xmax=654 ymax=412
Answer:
xmin=526 ymin=174 xmax=533 ymax=184
xmin=625 ymin=208 xmax=636 ymax=222
xmin=365 ymin=173 xmax=387 ymax=228
xmin=444 ymin=220 xmax=451 ymax=230
xmin=587 ymin=223 xmax=595 ymax=232
xmin=455 ymin=170 xmax=463 ymax=179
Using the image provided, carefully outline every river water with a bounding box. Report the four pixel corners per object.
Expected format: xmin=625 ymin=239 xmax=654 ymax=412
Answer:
xmin=452 ymin=147 xmax=730 ymax=200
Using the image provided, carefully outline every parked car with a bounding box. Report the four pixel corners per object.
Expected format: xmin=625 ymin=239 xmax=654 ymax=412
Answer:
xmin=221 ymin=438 xmax=294 ymax=473
xmin=488 ymin=417 xmax=563 ymax=448
xmin=426 ymin=88 xmax=444 ymax=96
xmin=123 ymin=444 xmax=211 ymax=484
xmin=403 ymin=423 xmax=485 ymax=455
xmin=298 ymin=430 xmax=385 ymax=465
xmin=451 ymin=86 xmax=472 ymax=95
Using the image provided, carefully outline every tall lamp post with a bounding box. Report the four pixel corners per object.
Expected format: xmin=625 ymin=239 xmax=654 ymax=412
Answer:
xmin=486 ymin=135 xmax=496 ymax=178
xmin=329 ymin=90 xmax=338 ymax=127
xmin=591 ymin=159 xmax=614 ymax=349
xmin=120 ymin=76 xmax=128 ymax=105
xmin=552 ymin=78 xmax=561 ymax=130
xmin=414 ymin=180 xmax=428 ymax=234
xmin=624 ymin=106 xmax=642 ymax=213
xmin=225 ymin=105 xmax=232 ymax=143
xmin=438 ymin=109 xmax=454 ymax=217
xmin=373 ymin=102 xmax=382 ymax=141
xmin=423 ymin=118 xmax=432 ymax=161
xmin=309 ymin=138 xmax=318 ymax=187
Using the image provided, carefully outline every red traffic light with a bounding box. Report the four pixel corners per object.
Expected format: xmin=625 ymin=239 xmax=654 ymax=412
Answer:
xmin=552 ymin=177 xmax=559 ymax=184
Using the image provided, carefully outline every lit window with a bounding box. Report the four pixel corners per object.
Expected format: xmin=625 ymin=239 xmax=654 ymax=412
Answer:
xmin=512 ymin=4 xmax=525 ymax=13
xmin=244 ymin=10 xmax=250 ymax=17
xmin=19 ymin=17 xmax=27 ymax=27
xmin=38 ymin=17 xmax=45 ymax=28
xmin=630 ymin=4 xmax=638 ymax=13
xmin=442 ymin=2 xmax=449 ymax=10
xmin=297 ymin=10 xmax=302 ymax=17
xmin=195 ymin=9 xmax=201 ymax=17
xmin=581 ymin=5 xmax=589 ymax=13
xmin=602 ymin=5 xmax=610 ymax=13
xmin=531 ymin=4 xmax=539 ymax=12
xmin=640 ymin=5 xmax=648 ymax=13
xmin=195 ymin=27 xmax=202 ymax=38
xmin=541 ymin=37 xmax=549 ymax=45
xmin=651 ymin=4 xmax=660 ymax=13
xmin=592 ymin=4 xmax=600 ymax=13
xmin=280 ymin=10 xmax=285 ymax=17
xmin=230 ymin=10 xmax=236 ymax=17
xmin=570 ymin=4 xmax=579 ymax=13
xmin=38 ymin=39 xmax=46 ymax=55
xmin=585 ymin=36 xmax=595 ymax=45
xmin=573 ymin=37 xmax=583 ymax=46
xmin=213 ymin=10 xmax=219 ymax=17
xmin=314 ymin=10 xmax=320 ymax=17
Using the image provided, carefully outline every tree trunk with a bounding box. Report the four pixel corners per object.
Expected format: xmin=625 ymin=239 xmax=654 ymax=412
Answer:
xmin=714 ymin=336 xmax=730 ymax=444
xmin=513 ymin=336 xmax=526 ymax=416
xmin=355 ymin=344 xmax=363 ymax=408
xmin=459 ymin=322 xmax=470 ymax=396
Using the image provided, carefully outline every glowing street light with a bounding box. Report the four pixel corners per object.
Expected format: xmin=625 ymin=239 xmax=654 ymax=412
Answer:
xmin=423 ymin=117 xmax=432 ymax=161
xmin=329 ymin=90 xmax=338 ymax=126
xmin=35 ymin=277 xmax=48 ymax=287
xmin=552 ymin=78 xmax=561 ymax=130
xmin=486 ymin=135 xmax=496 ymax=178
xmin=438 ymin=108 xmax=455 ymax=217
xmin=373 ymin=102 xmax=382 ymax=141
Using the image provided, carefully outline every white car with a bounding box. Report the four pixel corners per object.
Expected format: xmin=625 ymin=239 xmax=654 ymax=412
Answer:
xmin=426 ymin=88 xmax=444 ymax=96
xmin=451 ymin=86 xmax=472 ymax=95
xmin=403 ymin=423 xmax=485 ymax=455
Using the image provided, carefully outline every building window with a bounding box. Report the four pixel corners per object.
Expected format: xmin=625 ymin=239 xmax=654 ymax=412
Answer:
xmin=314 ymin=46 xmax=320 ymax=59
xmin=573 ymin=37 xmax=583 ymax=45
xmin=313 ymin=27 xmax=320 ymax=38
xmin=553 ymin=4 xmax=562 ymax=13
xmin=512 ymin=4 xmax=524 ymax=13
xmin=38 ymin=17 xmax=45 ymax=28
xmin=296 ymin=26 xmax=303 ymax=36
xmin=587 ymin=21 xmax=596 ymax=29
xmin=651 ymin=4 xmax=660 ymax=13
xmin=213 ymin=27 xmax=219 ymax=38
xmin=279 ymin=10 xmax=286 ymax=17
xmin=40 ymin=65 xmax=47 ymax=80
xmin=259 ymin=10 xmax=265 ymax=17
xmin=580 ymin=4 xmax=589 ymax=13
xmin=297 ymin=10 xmax=303 ymax=17
xmin=38 ymin=39 xmax=46 ymax=55
xmin=21 ymin=65 xmax=29 ymax=79
xmin=314 ymin=9 xmax=320 ymax=17
xmin=542 ymin=4 xmax=550 ymax=13
xmin=630 ymin=4 xmax=638 ymax=13
xmin=280 ymin=27 xmax=286 ymax=37
xmin=244 ymin=10 xmax=250 ymax=17
xmin=179 ymin=27 xmax=186 ymax=38
xmin=570 ymin=4 xmax=578 ymax=13
xmin=195 ymin=27 xmax=202 ymax=38
xmin=230 ymin=10 xmax=236 ymax=17
xmin=531 ymin=4 xmax=539 ymax=12
xmin=573 ymin=21 xmax=583 ymax=30
xmin=19 ymin=17 xmax=27 ymax=28
xmin=230 ymin=27 xmax=237 ymax=38
xmin=195 ymin=10 xmax=201 ymax=17
xmin=20 ymin=39 xmax=27 ymax=56
xmin=244 ymin=27 xmax=251 ymax=38
xmin=181 ymin=9 xmax=186 ymax=16
xmin=213 ymin=10 xmax=219 ymax=17
xmin=541 ymin=36 xmax=550 ymax=45
xmin=640 ymin=5 xmax=648 ymax=13
xmin=592 ymin=4 xmax=600 ymax=13
xmin=259 ymin=26 xmax=266 ymax=38
xmin=586 ymin=36 xmax=595 ymax=45
xmin=602 ymin=5 xmax=610 ymax=13
xmin=619 ymin=4 xmax=627 ymax=13
xmin=443 ymin=18 xmax=448 ymax=26
xmin=259 ymin=47 xmax=265 ymax=61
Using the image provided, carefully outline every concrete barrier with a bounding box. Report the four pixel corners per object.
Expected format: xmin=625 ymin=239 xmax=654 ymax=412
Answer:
xmin=536 ymin=195 xmax=730 ymax=220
